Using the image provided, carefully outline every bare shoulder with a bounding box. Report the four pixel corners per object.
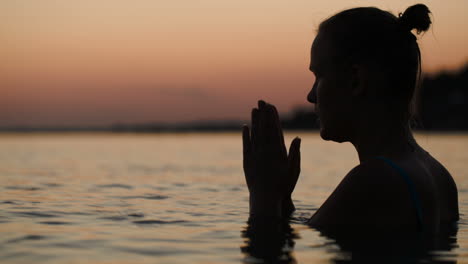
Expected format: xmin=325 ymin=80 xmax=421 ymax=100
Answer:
xmin=308 ymin=158 xmax=417 ymax=232
xmin=422 ymin=151 xmax=459 ymax=222
xmin=346 ymin=158 xmax=405 ymax=185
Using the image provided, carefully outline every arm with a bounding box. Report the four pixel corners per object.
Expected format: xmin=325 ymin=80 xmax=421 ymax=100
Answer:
xmin=242 ymin=100 xmax=301 ymax=219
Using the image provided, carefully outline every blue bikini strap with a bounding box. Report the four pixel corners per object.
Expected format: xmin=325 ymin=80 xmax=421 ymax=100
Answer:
xmin=375 ymin=156 xmax=424 ymax=232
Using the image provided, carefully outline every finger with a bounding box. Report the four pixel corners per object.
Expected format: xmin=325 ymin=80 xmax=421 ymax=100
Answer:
xmin=288 ymin=137 xmax=302 ymax=178
xmin=287 ymin=137 xmax=301 ymax=195
xmin=256 ymin=102 xmax=267 ymax=148
xmin=242 ymin=125 xmax=251 ymax=155
xmin=258 ymin=100 xmax=266 ymax=109
xmin=267 ymin=103 xmax=287 ymax=157
xmin=270 ymin=104 xmax=285 ymax=145
xmin=258 ymin=100 xmax=278 ymax=149
xmin=288 ymin=137 xmax=301 ymax=162
xmin=263 ymin=103 xmax=274 ymax=146
xmin=263 ymin=104 xmax=279 ymax=149
xmin=251 ymin=108 xmax=259 ymax=151
xmin=258 ymin=100 xmax=267 ymax=143
xmin=242 ymin=125 xmax=253 ymax=189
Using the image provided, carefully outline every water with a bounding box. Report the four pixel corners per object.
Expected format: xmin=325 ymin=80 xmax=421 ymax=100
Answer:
xmin=0 ymin=132 xmax=467 ymax=263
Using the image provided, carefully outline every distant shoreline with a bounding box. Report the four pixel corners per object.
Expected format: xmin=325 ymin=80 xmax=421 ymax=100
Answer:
xmin=1 ymin=127 xmax=467 ymax=134
xmin=2 ymin=63 xmax=467 ymax=133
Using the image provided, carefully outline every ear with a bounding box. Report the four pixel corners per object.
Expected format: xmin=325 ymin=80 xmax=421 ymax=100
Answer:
xmin=350 ymin=64 xmax=368 ymax=97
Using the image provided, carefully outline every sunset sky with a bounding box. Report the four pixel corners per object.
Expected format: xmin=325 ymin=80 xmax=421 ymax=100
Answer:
xmin=2 ymin=0 xmax=467 ymax=127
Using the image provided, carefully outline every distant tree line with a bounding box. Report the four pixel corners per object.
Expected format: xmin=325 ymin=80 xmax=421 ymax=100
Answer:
xmin=1 ymin=64 xmax=466 ymax=133
xmin=112 ymin=63 xmax=468 ymax=132
xmin=418 ymin=65 xmax=468 ymax=130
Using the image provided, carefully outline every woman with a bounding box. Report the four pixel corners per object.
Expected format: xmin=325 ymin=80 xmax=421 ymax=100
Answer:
xmin=242 ymin=4 xmax=459 ymax=236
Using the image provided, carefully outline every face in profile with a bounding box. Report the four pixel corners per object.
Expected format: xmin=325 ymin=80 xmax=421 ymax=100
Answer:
xmin=307 ymin=33 xmax=356 ymax=143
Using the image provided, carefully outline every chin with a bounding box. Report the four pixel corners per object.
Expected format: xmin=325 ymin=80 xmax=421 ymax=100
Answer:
xmin=320 ymin=127 xmax=349 ymax=143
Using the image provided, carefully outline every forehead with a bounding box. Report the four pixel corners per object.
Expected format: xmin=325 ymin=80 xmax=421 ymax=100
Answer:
xmin=309 ymin=33 xmax=335 ymax=72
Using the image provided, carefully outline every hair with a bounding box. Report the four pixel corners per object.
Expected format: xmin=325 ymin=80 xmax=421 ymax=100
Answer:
xmin=318 ymin=4 xmax=431 ymax=125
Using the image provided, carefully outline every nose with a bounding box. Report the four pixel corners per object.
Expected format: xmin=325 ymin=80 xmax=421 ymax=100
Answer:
xmin=307 ymin=83 xmax=317 ymax=104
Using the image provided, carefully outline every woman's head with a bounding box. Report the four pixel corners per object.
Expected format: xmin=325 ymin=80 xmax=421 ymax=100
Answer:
xmin=308 ymin=4 xmax=431 ymax=142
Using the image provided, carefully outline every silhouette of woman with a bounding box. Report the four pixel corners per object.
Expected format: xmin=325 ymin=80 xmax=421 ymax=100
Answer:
xmin=242 ymin=4 xmax=459 ymax=237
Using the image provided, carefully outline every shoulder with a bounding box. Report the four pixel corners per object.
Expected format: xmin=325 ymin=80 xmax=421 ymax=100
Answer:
xmin=343 ymin=158 xmax=408 ymax=191
xmin=423 ymin=152 xmax=459 ymax=222
xmin=309 ymin=158 xmax=411 ymax=229
xmin=347 ymin=158 xmax=425 ymax=213
xmin=317 ymin=157 xmax=410 ymax=207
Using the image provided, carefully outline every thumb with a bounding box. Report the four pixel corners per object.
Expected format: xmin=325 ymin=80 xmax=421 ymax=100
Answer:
xmin=288 ymin=137 xmax=301 ymax=181
xmin=288 ymin=137 xmax=301 ymax=164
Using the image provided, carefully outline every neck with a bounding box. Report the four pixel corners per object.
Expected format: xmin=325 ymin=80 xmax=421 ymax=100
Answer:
xmin=350 ymin=121 xmax=416 ymax=163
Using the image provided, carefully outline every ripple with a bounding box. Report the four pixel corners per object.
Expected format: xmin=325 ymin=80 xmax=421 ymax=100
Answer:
xmin=7 ymin=234 xmax=47 ymax=243
xmin=9 ymin=206 xmax=37 ymax=210
xmin=41 ymin=183 xmax=62 ymax=188
xmin=49 ymin=242 xmax=89 ymax=249
xmin=151 ymin=186 xmax=169 ymax=191
xmin=187 ymin=212 xmax=209 ymax=217
xmin=128 ymin=213 xmax=144 ymax=218
xmin=100 ymin=216 xmax=128 ymax=221
xmin=229 ymin=186 xmax=243 ymax=191
xmin=14 ymin=211 xmax=58 ymax=218
xmin=5 ymin=186 xmax=41 ymax=191
xmin=60 ymin=211 xmax=93 ymax=216
xmin=39 ymin=221 xmax=72 ymax=225
xmin=115 ymin=194 xmax=168 ymax=200
xmin=0 ymin=251 xmax=53 ymax=261
xmin=199 ymin=187 xmax=218 ymax=192
xmin=95 ymin=184 xmax=133 ymax=189
xmin=2 ymin=200 xmax=18 ymax=204
xmin=115 ymin=246 xmax=196 ymax=256
xmin=143 ymin=195 xmax=168 ymax=200
xmin=133 ymin=219 xmax=187 ymax=225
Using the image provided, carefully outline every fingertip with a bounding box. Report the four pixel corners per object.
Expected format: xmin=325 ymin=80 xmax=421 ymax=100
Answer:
xmin=251 ymin=108 xmax=258 ymax=121
xmin=272 ymin=106 xmax=279 ymax=116
xmin=264 ymin=103 xmax=278 ymax=118
xmin=258 ymin=100 xmax=266 ymax=109
xmin=293 ymin=137 xmax=301 ymax=149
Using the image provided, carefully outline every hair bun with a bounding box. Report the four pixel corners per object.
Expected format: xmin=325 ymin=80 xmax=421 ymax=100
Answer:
xmin=398 ymin=4 xmax=431 ymax=34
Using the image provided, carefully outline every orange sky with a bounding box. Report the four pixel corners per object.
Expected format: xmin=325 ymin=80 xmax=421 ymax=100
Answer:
xmin=1 ymin=0 xmax=467 ymax=126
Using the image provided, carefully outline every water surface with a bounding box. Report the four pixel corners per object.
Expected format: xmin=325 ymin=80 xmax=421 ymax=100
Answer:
xmin=1 ymin=132 xmax=467 ymax=263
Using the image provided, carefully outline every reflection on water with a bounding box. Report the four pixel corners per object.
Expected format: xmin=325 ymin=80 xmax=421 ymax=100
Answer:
xmin=241 ymin=218 xmax=458 ymax=264
xmin=241 ymin=219 xmax=298 ymax=263
xmin=0 ymin=132 xmax=466 ymax=263
xmin=324 ymin=228 xmax=458 ymax=264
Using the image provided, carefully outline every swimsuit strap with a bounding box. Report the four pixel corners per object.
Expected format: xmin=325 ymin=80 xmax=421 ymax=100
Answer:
xmin=375 ymin=156 xmax=424 ymax=232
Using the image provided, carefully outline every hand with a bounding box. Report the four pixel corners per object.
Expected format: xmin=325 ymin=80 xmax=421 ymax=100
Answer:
xmin=242 ymin=100 xmax=301 ymax=218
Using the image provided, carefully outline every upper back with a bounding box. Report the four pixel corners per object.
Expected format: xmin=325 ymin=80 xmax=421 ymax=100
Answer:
xmin=308 ymin=146 xmax=459 ymax=235
xmin=365 ymin=148 xmax=459 ymax=233
xmin=413 ymin=149 xmax=459 ymax=224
